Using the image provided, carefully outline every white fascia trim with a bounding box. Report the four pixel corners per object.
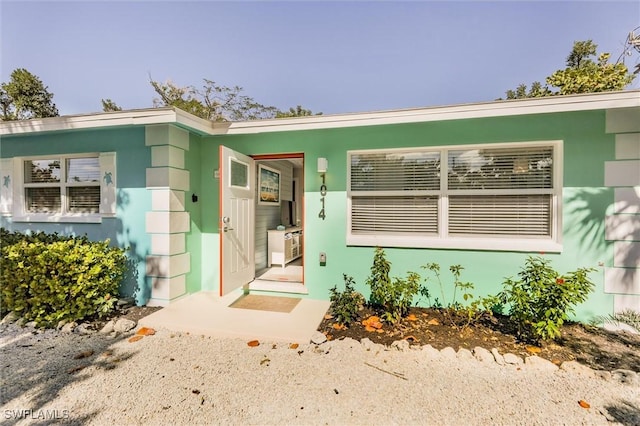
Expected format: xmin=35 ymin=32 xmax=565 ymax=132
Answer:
xmin=0 ymin=107 xmax=215 ymax=136
xmin=2 ymin=91 xmax=638 ymax=137
xmin=212 ymin=90 xmax=640 ymax=135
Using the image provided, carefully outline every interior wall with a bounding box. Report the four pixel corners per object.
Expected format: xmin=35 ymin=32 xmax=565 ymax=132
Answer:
xmin=293 ymin=167 xmax=303 ymax=226
xmin=255 ymin=160 xmax=294 ymax=270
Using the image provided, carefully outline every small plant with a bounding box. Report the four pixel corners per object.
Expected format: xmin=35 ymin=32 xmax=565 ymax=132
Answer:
xmin=422 ymin=263 xmax=446 ymax=307
xmin=421 ymin=263 xmax=477 ymax=308
xmin=329 ymin=274 xmax=365 ymax=326
xmin=498 ymin=256 xmax=595 ymax=342
xmin=422 ymin=262 xmax=495 ymax=331
xmin=594 ymin=309 xmax=640 ymax=333
xmin=365 ymin=247 xmax=421 ymax=323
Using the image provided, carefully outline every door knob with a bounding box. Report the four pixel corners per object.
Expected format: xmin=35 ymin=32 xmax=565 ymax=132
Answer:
xmin=221 ymin=216 xmax=234 ymax=232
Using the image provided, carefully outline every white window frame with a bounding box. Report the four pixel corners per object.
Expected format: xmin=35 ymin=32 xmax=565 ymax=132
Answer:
xmin=12 ymin=153 xmax=115 ymax=224
xmin=347 ymin=140 xmax=563 ymax=253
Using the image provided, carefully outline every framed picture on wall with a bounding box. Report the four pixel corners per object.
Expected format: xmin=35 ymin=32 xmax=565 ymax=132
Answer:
xmin=258 ymin=164 xmax=280 ymax=205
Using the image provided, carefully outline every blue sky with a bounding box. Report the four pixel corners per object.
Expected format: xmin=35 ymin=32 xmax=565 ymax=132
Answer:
xmin=2 ymin=1 xmax=639 ymax=116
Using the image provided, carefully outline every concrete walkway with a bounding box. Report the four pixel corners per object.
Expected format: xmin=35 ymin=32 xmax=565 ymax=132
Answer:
xmin=139 ymin=290 xmax=330 ymax=343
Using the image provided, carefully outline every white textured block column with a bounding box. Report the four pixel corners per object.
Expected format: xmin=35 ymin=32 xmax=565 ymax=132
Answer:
xmin=152 ymin=145 xmax=185 ymax=168
xmin=604 ymin=268 xmax=640 ymax=295
xmin=152 ymin=189 xmax=186 ymax=211
xmin=146 ymin=167 xmax=190 ymax=191
xmin=145 ymin=124 xmax=190 ymax=150
xmin=604 ymin=160 xmax=640 ymax=187
xmin=145 ymin=124 xmax=192 ymax=306
xmin=606 ymin=107 xmax=640 ymax=133
xmin=146 ymin=253 xmax=190 ymax=305
xmin=151 ymin=233 xmax=186 ymax=256
xmin=146 ymin=211 xmax=190 ymax=234
xmin=603 ymin=114 xmax=640 ymax=324
xmin=147 ymin=276 xmax=186 ymax=306
xmin=615 ymin=133 xmax=640 ymax=160
xmin=614 ymin=241 xmax=640 ymax=268
xmin=146 ymin=253 xmax=191 ymax=278
xmin=605 ymin=215 xmax=640 ymax=241
xmin=614 ymin=294 xmax=640 ymax=313
xmin=614 ymin=188 xmax=640 ymax=214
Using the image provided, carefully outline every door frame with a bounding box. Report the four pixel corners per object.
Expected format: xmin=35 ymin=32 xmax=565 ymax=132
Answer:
xmin=219 ymin=151 xmax=305 ymax=296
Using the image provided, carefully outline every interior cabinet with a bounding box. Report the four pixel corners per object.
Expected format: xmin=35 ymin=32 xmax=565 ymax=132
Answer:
xmin=268 ymin=227 xmax=303 ymax=268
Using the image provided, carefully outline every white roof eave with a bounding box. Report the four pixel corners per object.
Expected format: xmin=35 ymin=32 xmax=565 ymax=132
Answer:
xmin=1 ymin=90 xmax=638 ymax=137
xmin=212 ymin=90 xmax=640 ymax=135
xmin=0 ymin=107 xmax=216 ymax=136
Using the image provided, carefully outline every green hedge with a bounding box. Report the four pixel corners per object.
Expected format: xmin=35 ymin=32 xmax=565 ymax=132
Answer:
xmin=0 ymin=229 xmax=127 ymax=327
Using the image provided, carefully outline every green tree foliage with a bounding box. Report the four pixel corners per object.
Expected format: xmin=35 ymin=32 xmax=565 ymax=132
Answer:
xmin=275 ymin=105 xmax=322 ymax=118
xmin=150 ymin=77 xmax=321 ymax=121
xmin=101 ymin=98 xmax=122 ymax=112
xmin=504 ymin=40 xmax=635 ymax=99
xmin=1 ymin=68 xmax=59 ymax=120
xmin=150 ymin=77 xmax=279 ymax=121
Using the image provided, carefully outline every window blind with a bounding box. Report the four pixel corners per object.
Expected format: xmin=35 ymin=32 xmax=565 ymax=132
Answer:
xmin=26 ymin=187 xmax=61 ymax=213
xmin=351 ymin=151 xmax=440 ymax=192
xmin=68 ymin=187 xmax=100 ymax=213
xmin=448 ymin=147 xmax=553 ymax=190
xmin=449 ymin=195 xmax=551 ymax=236
xmin=66 ymin=157 xmax=100 ymax=183
xmin=352 ymin=196 xmax=438 ymax=234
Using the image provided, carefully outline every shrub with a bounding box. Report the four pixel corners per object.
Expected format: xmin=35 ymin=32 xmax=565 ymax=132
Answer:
xmin=0 ymin=230 xmax=127 ymax=327
xmin=365 ymin=247 xmax=421 ymax=323
xmin=329 ymin=274 xmax=365 ymax=325
xmin=498 ymin=256 xmax=595 ymax=342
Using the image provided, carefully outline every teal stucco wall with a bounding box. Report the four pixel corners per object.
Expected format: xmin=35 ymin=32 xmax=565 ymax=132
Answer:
xmin=199 ymin=109 xmax=616 ymax=322
xmin=0 ymin=126 xmax=152 ymax=304
xmin=0 ymin=108 xmax=618 ymax=322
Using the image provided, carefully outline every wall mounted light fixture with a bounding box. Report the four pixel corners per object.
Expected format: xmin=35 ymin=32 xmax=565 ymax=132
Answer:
xmin=318 ymin=157 xmax=328 ymax=219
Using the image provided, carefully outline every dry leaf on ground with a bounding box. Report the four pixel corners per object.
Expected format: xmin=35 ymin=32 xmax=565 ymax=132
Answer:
xmin=578 ymin=400 xmax=591 ymax=409
xmin=136 ymin=327 xmax=156 ymax=336
xmin=128 ymin=335 xmax=144 ymax=343
xmin=526 ymin=345 xmax=542 ymax=354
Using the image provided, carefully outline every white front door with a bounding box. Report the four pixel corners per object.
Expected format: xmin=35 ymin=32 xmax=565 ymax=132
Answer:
xmin=220 ymin=146 xmax=255 ymax=296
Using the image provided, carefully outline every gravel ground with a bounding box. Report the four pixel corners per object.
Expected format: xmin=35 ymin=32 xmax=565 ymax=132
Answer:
xmin=1 ymin=322 xmax=639 ymax=426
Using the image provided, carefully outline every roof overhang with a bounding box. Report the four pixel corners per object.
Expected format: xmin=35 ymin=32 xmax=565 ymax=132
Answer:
xmin=1 ymin=90 xmax=638 ymax=137
xmin=211 ymin=90 xmax=640 ymax=135
xmin=0 ymin=107 xmax=216 ymax=136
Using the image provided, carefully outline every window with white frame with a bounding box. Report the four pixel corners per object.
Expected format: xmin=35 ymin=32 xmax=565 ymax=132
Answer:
xmin=347 ymin=141 xmax=562 ymax=252
xmin=24 ymin=156 xmax=100 ymax=213
xmin=13 ymin=153 xmax=117 ymax=223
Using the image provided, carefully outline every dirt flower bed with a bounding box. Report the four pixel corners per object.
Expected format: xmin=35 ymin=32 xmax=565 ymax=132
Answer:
xmin=317 ymin=306 xmax=640 ymax=372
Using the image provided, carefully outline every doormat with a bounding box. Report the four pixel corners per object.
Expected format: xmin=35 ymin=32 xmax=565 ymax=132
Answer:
xmin=229 ymin=294 xmax=301 ymax=313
